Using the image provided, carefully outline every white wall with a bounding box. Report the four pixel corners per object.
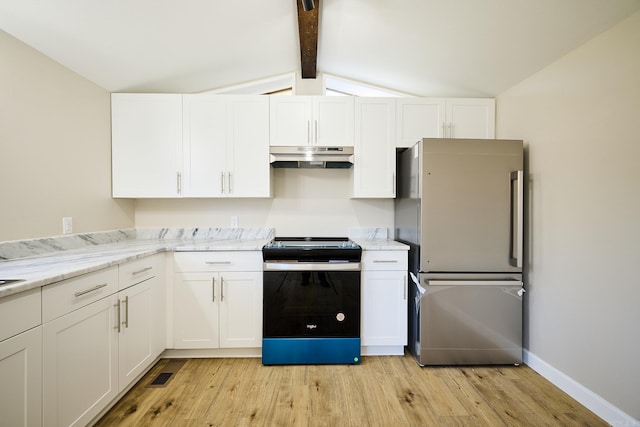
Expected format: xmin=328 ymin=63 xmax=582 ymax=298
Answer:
xmin=0 ymin=30 xmax=135 ymax=241
xmin=496 ymin=11 xmax=640 ymax=423
xmin=135 ymin=168 xmax=394 ymax=236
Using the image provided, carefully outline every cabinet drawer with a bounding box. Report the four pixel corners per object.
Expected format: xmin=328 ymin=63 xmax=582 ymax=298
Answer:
xmin=0 ymin=288 xmax=41 ymax=342
xmin=174 ymin=251 xmax=262 ymax=272
xmin=42 ymin=267 xmax=118 ymax=322
xmin=362 ymin=251 xmax=408 ymax=271
xmin=119 ymin=253 xmax=164 ymax=290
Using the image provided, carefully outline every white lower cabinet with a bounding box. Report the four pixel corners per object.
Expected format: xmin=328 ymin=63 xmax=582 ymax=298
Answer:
xmin=173 ymin=252 xmax=263 ymax=350
xmin=0 ymin=326 xmax=42 ymax=427
xmin=42 ymin=255 xmax=165 ymax=426
xmin=361 ymin=251 xmax=408 ymax=356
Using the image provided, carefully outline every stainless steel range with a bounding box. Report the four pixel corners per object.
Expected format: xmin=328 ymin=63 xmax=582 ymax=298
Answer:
xmin=262 ymin=237 xmax=362 ymax=365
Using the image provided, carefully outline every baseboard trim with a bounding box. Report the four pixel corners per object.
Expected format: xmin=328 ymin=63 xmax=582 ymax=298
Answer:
xmin=523 ymin=349 xmax=639 ymax=426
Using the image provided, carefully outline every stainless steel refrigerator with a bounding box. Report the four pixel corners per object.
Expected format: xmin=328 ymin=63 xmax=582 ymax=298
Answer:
xmin=395 ymin=138 xmax=525 ymax=365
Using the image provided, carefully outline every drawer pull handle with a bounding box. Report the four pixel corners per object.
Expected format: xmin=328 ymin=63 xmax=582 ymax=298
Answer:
xmin=131 ymin=266 xmax=153 ymax=276
xmin=75 ymin=283 xmax=108 ymax=297
xmin=373 ymin=260 xmax=398 ymax=263
xmin=205 ymin=261 xmax=232 ymax=265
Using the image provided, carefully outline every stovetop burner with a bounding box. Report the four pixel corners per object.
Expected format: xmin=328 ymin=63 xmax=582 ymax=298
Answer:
xmin=262 ymin=237 xmax=361 ymax=262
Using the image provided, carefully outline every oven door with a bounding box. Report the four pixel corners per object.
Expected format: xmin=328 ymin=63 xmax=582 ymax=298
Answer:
xmin=263 ymin=262 xmax=361 ymax=339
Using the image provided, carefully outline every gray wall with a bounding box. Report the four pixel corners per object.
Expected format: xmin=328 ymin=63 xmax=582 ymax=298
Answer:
xmin=497 ymin=11 xmax=640 ymax=422
xmin=0 ymin=30 xmax=134 ymax=241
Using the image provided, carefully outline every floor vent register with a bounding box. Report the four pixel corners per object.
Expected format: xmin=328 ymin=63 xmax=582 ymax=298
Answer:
xmin=146 ymin=359 xmax=187 ymax=388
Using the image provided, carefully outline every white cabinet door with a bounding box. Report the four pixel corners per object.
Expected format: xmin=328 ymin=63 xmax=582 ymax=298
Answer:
xmin=43 ymin=295 xmax=119 ymax=427
xmin=396 ymin=98 xmax=446 ymax=147
xmin=396 ymin=97 xmax=495 ymax=147
xmin=0 ymin=327 xmax=42 ymax=427
xmin=270 ymin=96 xmax=354 ymax=147
xmin=227 ymin=96 xmax=271 ymax=197
xmin=361 ymin=270 xmax=408 ymax=347
xmin=182 ymin=95 xmax=227 ymax=197
xmin=313 ymin=97 xmax=354 ymax=147
xmin=269 ymin=96 xmax=313 ymax=146
xmin=111 ymin=93 xmax=183 ymax=198
xmin=353 ymin=98 xmax=396 ymax=198
xmin=173 ymin=272 xmax=219 ymax=349
xmin=174 ymin=271 xmax=263 ymax=349
xmin=219 ymin=271 xmax=262 ymax=348
xmin=183 ymin=95 xmax=270 ymax=198
xmin=117 ymin=278 xmax=156 ymax=389
xmin=444 ymin=98 xmax=495 ymax=139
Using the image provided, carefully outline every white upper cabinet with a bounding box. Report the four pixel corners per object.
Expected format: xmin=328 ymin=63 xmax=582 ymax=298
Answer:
xmin=353 ymin=98 xmax=396 ymax=198
xmin=396 ymin=98 xmax=447 ymax=147
xmin=445 ymin=98 xmax=495 ymax=139
xmin=269 ymin=96 xmax=354 ymax=147
xmin=111 ymin=94 xmax=183 ymax=198
xmin=183 ymin=95 xmax=270 ymax=198
xmin=113 ymin=94 xmax=270 ymax=199
xmin=396 ymin=97 xmax=495 ymax=147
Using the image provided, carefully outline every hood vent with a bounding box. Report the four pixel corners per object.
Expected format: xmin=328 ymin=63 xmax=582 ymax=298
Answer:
xmin=269 ymin=146 xmax=354 ymax=169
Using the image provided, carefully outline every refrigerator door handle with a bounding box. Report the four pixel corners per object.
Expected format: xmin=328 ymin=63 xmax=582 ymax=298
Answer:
xmin=429 ymin=280 xmax=523 ymax=286
xmin=510 ymin=170 xmax=524 ymax=268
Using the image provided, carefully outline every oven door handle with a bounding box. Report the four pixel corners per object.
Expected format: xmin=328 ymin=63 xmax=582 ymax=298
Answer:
xmin=263 ymin=262 xmax=361 ymax=272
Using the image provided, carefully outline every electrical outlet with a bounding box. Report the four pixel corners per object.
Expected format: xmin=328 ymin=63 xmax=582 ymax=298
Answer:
xmin=62 ymin=217 xmax=73 ymax=234
xmin=230 ymin=216 xmax=238 ymax=228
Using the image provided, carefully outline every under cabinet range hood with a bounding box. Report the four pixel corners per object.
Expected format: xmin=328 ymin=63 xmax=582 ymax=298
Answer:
xmin=269 ymin=146 xmax=354 ymax=169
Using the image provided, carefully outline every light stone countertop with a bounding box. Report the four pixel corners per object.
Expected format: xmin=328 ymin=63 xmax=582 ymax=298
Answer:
xmin=353 ymin=239 xmax=409 ymax=251
xmin=0 ymin=227 xmax=408 ymax=299
xmin=0 ymin=238 xmax=272 ymax=298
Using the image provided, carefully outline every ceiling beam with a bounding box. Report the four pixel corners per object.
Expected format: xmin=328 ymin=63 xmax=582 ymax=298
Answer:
xmin=296 ymin=0 xmax=319 ymax=79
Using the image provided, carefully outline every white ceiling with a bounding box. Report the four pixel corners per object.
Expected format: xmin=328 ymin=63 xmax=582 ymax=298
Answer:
xmin=1 ymin=0 xmax=639 ymax=96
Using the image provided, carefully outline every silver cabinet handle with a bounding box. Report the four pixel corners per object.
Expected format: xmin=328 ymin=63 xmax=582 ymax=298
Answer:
xmin=212 ymin=277 xmax=216 ymax=302
xmin=307 ymin=120 xmax=311 ymax=145
xmin=114 ymin=299 xmax=121 ymax=332
xmin=315 ymin=119 xmax=318 ymax=144
xmin=177 ymin=172 xmax=182 ymax=194
xmin=123 ymin=296 xmax=129 ymax=328
xmin=206 ymin=261 xmax=232 ymax=265
xmin=404 ymin=275 xmax=407 ymax=300
xmin=74 ymin=283 xmax=108 ymax=297
xmin=131 ymin=266 xmax=152 ymax=276
xmin=221 ymin=172 xmax=225 ymax=194
xmin=373 ymin=260 xmax=398 ymax=263
xmin=392 ymin=173 xmax=396 ymax=196
xmin=220 ymin=277 xmax=224 ymax=302
xmin=228 ymin=171 xmax=232 ymax=194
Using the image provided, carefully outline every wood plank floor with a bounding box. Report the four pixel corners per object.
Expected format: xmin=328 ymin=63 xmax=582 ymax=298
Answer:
xmin=96 ymin=353 xmax=606 ymax=426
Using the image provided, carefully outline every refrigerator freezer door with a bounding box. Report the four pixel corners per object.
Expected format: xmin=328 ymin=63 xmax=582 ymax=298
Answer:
xmin=419 ymin=138 xmax=523 ymax=273
xmin=412 ymin=276 xmax=523 ymax=366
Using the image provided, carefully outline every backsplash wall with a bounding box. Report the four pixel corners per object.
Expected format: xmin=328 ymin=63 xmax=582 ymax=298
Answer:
xmin=134 ymin=168 xmax=394 ymax=237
